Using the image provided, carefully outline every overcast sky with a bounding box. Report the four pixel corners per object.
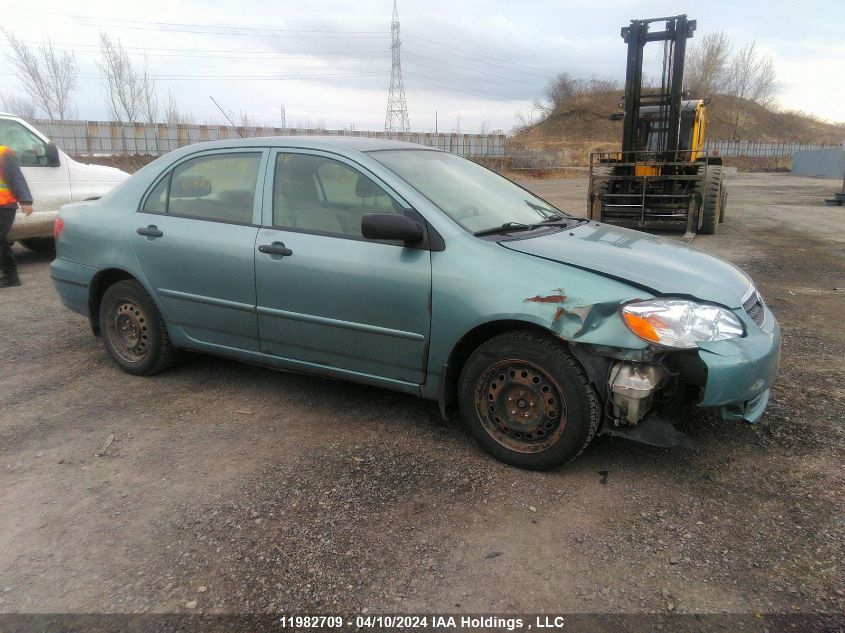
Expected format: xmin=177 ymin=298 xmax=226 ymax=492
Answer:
xmin=2 ymin=0 xmax=844 ymax=133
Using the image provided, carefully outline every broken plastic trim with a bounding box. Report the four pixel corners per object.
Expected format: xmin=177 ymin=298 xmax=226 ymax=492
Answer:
xmin=601 ymin=414 xmax=694 ymax=448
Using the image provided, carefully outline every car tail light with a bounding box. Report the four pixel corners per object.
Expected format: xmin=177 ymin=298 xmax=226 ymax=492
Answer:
xmin=54 ymin=217 xmax=65 ymax=240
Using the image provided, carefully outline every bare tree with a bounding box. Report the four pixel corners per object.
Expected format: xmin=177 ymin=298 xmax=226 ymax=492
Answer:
xmin=685 ymin=30 xmax=731 ymax=96
xmin=725 ymin=41 xmax=777 ymax=136
xmin=542 ymin=74 xmax=620 ymax=114
xmin=163 ymin=90 xmax=192 ymax=126
xmin=1 ymin=28 xmax=77 ymax=120
xmin=726 ymin=41 xmax=777 ymax=105
xmin=1 ymin=93 xmax=38 ymax=120
xmin=543 ymin=73 xmax=579 ymax=112
xmin=237 ymin=110 xmax=256 ymax=128
xmin=98 ymin=33 xmax=159 ymax=123
xmin=140 ymin=56 xmax=159 ymax=124
xmin=98 ymin=33 xmax=141 ymax=121
xmin=512 ymin=105 xmax=546 ymax=134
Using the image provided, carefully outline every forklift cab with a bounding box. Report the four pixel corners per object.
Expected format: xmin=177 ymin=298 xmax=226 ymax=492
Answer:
xmin=636 ymin=99 xmax=709 ymax=163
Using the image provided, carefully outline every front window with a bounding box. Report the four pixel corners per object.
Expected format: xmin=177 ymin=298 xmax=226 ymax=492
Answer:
xmin=273 ymin=153 xmax=403 ymax=238
xmin=368 ymin=150 xmax=564 ymax=234
xmin=0 ymin=119 xmax=49 ymax=166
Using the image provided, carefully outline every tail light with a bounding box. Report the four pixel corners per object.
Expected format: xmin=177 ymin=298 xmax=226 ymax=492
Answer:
xmin=53 ymin=217 xmax=65 ymax=240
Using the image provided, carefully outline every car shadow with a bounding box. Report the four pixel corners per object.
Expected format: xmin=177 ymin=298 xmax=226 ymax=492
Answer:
xmin=12 ymin=243 xmax=55 ymax=265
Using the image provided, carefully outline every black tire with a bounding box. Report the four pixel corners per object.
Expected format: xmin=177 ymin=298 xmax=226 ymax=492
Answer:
xmin=19 ymin=237 xmax=55 ymax=252
xmin=99 ymin=279 xmax=175 ymax=376
xmin=457 ymin=331 xmax=600 ymax=470
xmin=590 ymin=165 xmax=613 ymax=221
xmin=719 ymin=189 xmax=727 ymax=223
xmin=695 ymin=165 xmax=722 ymax=234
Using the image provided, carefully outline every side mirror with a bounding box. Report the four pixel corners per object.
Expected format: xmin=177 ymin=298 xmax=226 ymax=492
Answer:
xmin=361 ymin=212 xmax=423 ymax=243
xmin=45 ymin=142 xmax=60 ymax=167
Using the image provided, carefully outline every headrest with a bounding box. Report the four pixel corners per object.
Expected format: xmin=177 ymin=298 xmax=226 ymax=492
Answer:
xmin=355 ymin=174 xmax=384 ymax=199
xmin=171 ymin=175 xmax=212 ymax=198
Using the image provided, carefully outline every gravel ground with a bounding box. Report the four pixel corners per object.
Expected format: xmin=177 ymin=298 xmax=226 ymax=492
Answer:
xmin=0 ymin=173 xmax=843 ymax=625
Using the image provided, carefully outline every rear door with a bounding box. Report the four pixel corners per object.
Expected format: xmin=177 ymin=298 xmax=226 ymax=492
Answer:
xmin=132 ymin=149 xmax=267 ymax=350
xmin=254 ymin=149 xmax=432 ymax=384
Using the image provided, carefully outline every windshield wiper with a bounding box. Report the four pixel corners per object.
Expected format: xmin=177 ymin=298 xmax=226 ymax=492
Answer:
xmin=524 ymin=201 xmax=572 ymax=219
xmin=473 ymin=222 xmax=535 ymax=237
xmin=532 ymin=214 xmax=568 ymax=224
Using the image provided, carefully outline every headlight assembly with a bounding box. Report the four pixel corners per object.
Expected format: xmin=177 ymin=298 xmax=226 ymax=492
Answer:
xmin=621 ymin=299 xmax=744 ymax=349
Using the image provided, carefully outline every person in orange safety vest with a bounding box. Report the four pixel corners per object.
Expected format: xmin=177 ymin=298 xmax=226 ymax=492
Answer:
xmin=0 ymin=145 xmax=34 ymax=288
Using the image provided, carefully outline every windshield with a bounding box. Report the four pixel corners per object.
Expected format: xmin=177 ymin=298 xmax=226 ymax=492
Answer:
xmin=368 ymin=150 xmax=567 ymax=234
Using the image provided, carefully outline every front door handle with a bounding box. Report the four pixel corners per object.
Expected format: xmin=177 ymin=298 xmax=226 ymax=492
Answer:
xmin=258 ymin=242 xmax=293 ymax=257
xmin=137 ymin=225 xmax=164 ymax=238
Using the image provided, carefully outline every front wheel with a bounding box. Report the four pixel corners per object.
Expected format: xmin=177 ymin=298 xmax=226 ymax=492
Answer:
xmin=458 ymin=331 xmax=600 ymax=470
xmin=99 ymin=279 xmax=175 ymax=375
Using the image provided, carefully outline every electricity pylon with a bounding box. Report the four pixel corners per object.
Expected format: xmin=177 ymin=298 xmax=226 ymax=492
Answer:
xmin=384 ymin=0 xmax=410 ymax=133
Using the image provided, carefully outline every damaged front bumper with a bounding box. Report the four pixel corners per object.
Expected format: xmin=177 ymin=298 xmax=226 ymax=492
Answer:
xmin=604 ymin=303 xmax=780 ymax=429
xmin=697 ymin=306 xmax=781 ymax=422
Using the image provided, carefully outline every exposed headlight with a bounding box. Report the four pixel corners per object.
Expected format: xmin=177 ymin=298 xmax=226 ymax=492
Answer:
xmin=621 ymin=299 xmax=744 ymax=349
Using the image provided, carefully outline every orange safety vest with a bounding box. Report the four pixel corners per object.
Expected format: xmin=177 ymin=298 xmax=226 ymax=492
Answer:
xmin=0 ymin=146 xmax=19 ymax=206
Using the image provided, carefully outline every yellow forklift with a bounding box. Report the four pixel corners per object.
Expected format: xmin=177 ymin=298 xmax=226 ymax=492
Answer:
xmin=589 ymin=15 xmax=727 ymax=235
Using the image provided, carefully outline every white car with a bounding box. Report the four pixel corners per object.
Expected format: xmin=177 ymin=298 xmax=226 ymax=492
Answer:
xmin=0 ymin=113 xmax=129 ymax=250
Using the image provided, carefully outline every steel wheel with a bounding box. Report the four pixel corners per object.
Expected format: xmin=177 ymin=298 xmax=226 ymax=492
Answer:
xmin=106 ymin=300 xmax=150 ymax=363
xmin=476 ymin=359 xmax=568 ymax=453
xmin=99 ymin=279 xmax=175 ymax=375
xmin=458 ymin=331 xmax=600 ymax=469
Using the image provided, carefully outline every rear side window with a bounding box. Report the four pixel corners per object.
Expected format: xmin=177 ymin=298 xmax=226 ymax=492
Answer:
xmin=141 ymin=152 xmax=261 ymax=224
xmin=143 ymin=175 xmax=169 ymax=213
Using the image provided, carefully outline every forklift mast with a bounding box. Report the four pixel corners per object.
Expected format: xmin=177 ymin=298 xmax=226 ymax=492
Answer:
xmin=620 ymin=15 xmax=696 ymax=161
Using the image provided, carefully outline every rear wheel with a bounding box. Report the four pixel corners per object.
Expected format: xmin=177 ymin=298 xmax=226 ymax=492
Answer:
xmin=458 ymin=331 xmax=600 ymax=470
xmin=719 ymin=189 xmax=728 ymax=223
xmin=19 ymin=237 xmax=55 ymax=252
xmin=695 ymin=165 xmax=722 ymax=234
xmin=99 ymin=280 xmax=175 ymax=375
xmin=590 ymin=165 xmax=614 ymax=221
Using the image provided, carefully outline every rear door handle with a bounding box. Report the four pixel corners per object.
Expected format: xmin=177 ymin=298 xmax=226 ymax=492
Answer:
xmin=137 ymin=225 xmax=164 ymax=238
xmin=258 ymin=243 xmax=293 ymax=257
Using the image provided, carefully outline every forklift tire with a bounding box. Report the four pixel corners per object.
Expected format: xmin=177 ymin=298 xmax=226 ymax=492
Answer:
xmin=696 ymin=165 xmax=722 ymax=234
xmin=719 ymin=189 xmax=727 ymax=223
xmin=590 ymin=165 xmax=613 ymax=221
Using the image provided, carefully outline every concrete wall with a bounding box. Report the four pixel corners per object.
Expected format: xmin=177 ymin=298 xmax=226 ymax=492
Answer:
xmin=706 ymin=140 xmax=842 ymax=158
xmin=32 ymin=119 xmax=508 ymax=158
xmin=792 ymin=148 xmax=845 ymax=178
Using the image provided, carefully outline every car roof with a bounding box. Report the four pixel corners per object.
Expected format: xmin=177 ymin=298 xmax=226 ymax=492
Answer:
xmin=166 ymin=135 xmax=441 ymax=155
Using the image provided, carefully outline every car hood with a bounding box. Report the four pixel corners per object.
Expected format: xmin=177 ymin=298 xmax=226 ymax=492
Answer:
xmin=67 ymin=158 xmax=130 ymax=181
xmin=500 ymin=222 xmax=752 ymax=308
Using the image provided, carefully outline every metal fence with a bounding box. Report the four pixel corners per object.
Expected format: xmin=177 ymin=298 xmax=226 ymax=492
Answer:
xmin=792 ymin=149 xmax=845 ymax=178
xmin=703 ymin=139 xmax=843 ymax=158
xmin=32 ymin=119 xmax=508 ymax=157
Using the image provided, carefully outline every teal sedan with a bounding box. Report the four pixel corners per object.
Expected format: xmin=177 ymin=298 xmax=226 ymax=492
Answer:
xmin=51 ymin=138 xmax=780 ymax=469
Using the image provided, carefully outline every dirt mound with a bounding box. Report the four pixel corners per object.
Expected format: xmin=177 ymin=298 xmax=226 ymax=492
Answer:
xmin=516 ymin=92 xmax=845 ymax=150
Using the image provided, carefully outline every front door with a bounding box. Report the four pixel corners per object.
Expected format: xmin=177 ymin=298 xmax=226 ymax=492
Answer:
xmin=132 ymin=150 xmax=266 ymax=350
xmin=255 ymin=150 xmax=431 ymax=384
